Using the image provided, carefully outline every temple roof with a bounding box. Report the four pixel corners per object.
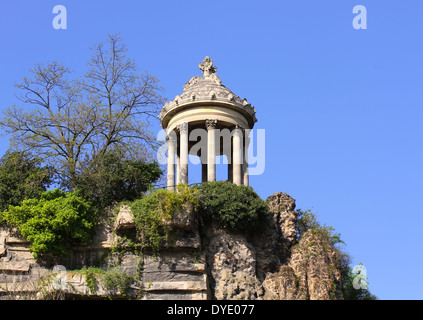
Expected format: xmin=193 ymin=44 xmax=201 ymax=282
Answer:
xmin=159 ymin=56 xmax=257 ymax=128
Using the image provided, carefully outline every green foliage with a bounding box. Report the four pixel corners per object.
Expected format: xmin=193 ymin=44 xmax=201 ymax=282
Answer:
xmin=0 ymin=151 xmax=52 ymax=212
xmin=296 ymin=209 xmax=344 ymax=246
xmin=197 ymin=181 xmax=269 ymax=232
xmin=296 ymin=208 xmax=376 ymax=300
xmin=81 ymin=267 xmax=104 ymax=294
xmin=341 ymin=264 xmax=377 ymax=300
xmin=75 ymin=150 xmax=162 ymax=209
xmin=103 ymin=267 xmax=135 ymax=296
xmin=130 ymin=184 xmax=198 ymax=254
xmin=0 ymin=189 xmax=94 ymax=260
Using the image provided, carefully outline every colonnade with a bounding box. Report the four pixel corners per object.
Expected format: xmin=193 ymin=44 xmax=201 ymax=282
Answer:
xmin=166 ymin=120 xmax=249 ymax=189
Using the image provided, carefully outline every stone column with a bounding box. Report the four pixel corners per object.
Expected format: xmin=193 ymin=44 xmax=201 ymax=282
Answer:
xmin=179 ymin=122 xmax=189 ymax=184
xmin=176 ymin=151 xmax=181 ymax=185
xmin=227 ymin=141 xmax=233 ymax=183
xmin=206 ymin=119 xmax=217 ymax=182
xmin=233 ymin=125 xmax=243 ymax=186
xmin=200 ymin=143 xmax=208 ymax=183
xmin=166 ymin=132 xmax=177 ymax=190
xmin=243 ymin=131 xmax=250 ymax=186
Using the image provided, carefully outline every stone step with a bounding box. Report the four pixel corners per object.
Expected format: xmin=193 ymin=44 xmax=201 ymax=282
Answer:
xmin=143 ymin=280 xmax=207 ymax=292
xmin=0 ymin=261 xmax=31 ymax=273
xmin=142 ymin=291 xmax=207 ymax=300
xmin=0 ymin=281 xmax=36 ymax=293
xmin=143 ymin=271 xmax=206 ymax=283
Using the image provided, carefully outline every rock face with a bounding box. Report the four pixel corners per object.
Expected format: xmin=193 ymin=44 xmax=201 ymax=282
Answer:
xmin=114 ymin=205 xmax=135 ymax=235
xmin=0 ymin=192 xmax=344 ymax=300
xmin=262 ymin=229 xmax=343 ymax=300
xmin=203 ymin=192 xmax=343 ymax=300
xmin=288 ymin=230 xmax=343 ymax=300
xmin=252 ymin=192 xmax=298 ymax=280
xmin=203 ymin=229 xmax=263 ymax=300
xmin=267 ymin=192 xmax=298 ymax=247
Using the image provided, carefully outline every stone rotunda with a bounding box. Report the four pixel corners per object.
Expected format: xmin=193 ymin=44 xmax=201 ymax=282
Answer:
xmin=159 ymin=56 xmax=257 ymax=189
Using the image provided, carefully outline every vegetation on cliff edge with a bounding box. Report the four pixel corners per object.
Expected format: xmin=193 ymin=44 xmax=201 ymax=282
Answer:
xmin=196 ymin=181 xmax=269 ymax=232
xmin=296 ymin=209 xmax=377 ymax=300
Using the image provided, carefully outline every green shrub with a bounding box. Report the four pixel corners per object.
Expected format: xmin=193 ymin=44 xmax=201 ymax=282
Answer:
xmin=296 ymin=209 xmax=344 ymax=246
xmin=197 ymin=181 xmax=269 ymax=232
xmin=81 ymin=267 xmax=105 ymax=294
xmin=129 ymin=184 xmax=198 ymax=254
xmin=0 ymin=189 xmax=94 ymax=260
xmin=103 ymin=267 xmax=135 ymax=295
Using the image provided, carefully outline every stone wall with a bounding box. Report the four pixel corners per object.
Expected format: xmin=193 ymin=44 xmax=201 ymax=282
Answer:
xmin=0 ymin=204 xmax=207 ymax=299
xmin=0 ymin=192 xmax=344 ymax=300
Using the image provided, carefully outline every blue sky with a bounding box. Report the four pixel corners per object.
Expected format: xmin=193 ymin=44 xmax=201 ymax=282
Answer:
xmin=1 ymin=1 xmax=422 ymax=299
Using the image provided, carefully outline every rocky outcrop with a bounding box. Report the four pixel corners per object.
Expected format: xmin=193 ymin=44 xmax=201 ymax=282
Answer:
xmin=262 ymin=265 xmax=303 ymax=300
xmin=203 ymin=192 xmax=344 ymax=300
xmin=288 ymin=229 xmax=343 ymax=300
xmin=251 ymin=192 xmax=298 ymax=280
xmin=203 ymin=229 xmax=263 ymax=300
xmin=0 ymin=192 xmax=344 ymax=300
xmin=267 ymin=192 xmax=298 ymax=247
xmin=262 ymin=229 xmax=343 ymax=300
xmin=114 ymin=205 xmax=135 ymax=235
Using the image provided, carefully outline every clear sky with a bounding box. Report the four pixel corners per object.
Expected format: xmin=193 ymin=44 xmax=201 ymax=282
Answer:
xmin=1 ymin=0 xmax=422 ymax=300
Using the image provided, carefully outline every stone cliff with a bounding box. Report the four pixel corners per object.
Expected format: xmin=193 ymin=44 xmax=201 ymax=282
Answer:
xmin=0 ymin=192 xmax=343 ymax=300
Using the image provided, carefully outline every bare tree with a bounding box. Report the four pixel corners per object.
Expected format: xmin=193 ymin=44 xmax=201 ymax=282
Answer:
xmin=0 ymin=34 xmax=164 ymax=189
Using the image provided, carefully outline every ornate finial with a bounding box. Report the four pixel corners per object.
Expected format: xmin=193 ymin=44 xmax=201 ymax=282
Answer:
xmin=199 ymin=56 xmax=217 ymax=78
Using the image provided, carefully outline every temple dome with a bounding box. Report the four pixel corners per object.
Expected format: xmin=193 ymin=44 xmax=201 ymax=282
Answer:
xmin=159 ymin=56 xmax=257 ymax=129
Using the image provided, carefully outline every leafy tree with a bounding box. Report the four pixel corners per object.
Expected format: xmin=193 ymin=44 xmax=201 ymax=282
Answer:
xmin=0 ymin=189 xmax=94 ymax=260
xmin=0 ymin=34 xmax=163 ymax=190
xmin=0 ymin=150 xmax=52 ymax=211
xmin=197 ymin=181 xmax=269 ymax=232
xmin=75 ymin=150 xmax=162 ymax=209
